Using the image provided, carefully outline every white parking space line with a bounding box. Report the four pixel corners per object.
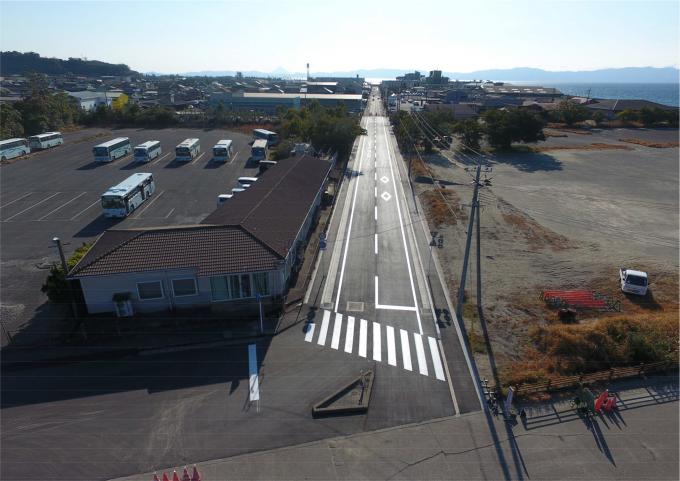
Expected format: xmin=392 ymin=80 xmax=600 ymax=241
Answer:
xmin=130 ymin=190 xmax=165 ymax=219
xmin=248 ymin=344 xmax=260 ymax=402
xmin=358 ymin=319 xmax=368 ymax=358
xmin=372 ymin=322 xmax=381 ymax=361
xmin=165 ymin=208 xmax=175 ymax=218
xmin=330 ymin=313 xmax=343 ymax=350
xmin=0 ymin=192 xmax=32 ymax=209
xmin=386 ymin=325 xmax=397 ymax=366
xmin=38 ymin=192 xmax=86 ymax=220
xmin=400 ymin=329 xmax=413 ymax=371
xmin=190 ymin=152 xmax=205 ymax=165
xmin=317 ymin=309 xmax=330 ymax=346
xmin=70 ymin=199 xmax=100 ymax=220
xmin=428 ymin=336 xmax=446 ymax=381
xmin=413 ymin=333 xmax=428 ymax=376
xmin=4 ymin=192 xmax=61 ymax=221
xmin=150 ymin=152 xmax=170 ymax=165
xmin=344 ymin=316 xmax=355 ymax=354
xmin=304 ymin=320 xmax=316 ymax=342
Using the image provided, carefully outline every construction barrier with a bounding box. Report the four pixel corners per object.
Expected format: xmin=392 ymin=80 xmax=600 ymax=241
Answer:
xmin=153 ymin=466 xmax=200 ymax=481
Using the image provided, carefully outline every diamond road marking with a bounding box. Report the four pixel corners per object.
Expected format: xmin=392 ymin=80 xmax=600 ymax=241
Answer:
xmin=381 ymin=191 xmax=392 ymax=202
xmin=380 ymin=176 xmax=389 ymax=183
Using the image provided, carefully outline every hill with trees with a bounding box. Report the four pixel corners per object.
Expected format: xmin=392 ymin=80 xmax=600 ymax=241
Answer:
xmin=0 ymin=51 xmax=136 ymax=76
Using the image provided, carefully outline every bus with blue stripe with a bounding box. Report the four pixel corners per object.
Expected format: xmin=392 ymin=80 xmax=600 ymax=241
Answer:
xmin=93 ymin=137 xmax=132 ymax=162
xmin=0 ymin=138 xmax=30 ymax=162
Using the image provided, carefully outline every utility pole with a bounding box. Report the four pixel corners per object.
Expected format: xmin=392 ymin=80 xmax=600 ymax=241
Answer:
xmin=455 ymin=163 xmax=481 ymax=321
xmin=52 ymin=236 xmax=84 ymax=338
xmin=476 ymin=199 xmax=482 ymax=313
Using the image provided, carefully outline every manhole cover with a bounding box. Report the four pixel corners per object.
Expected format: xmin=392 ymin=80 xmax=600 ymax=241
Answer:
xmin=346 ymin=301 xmax=364 ymax=312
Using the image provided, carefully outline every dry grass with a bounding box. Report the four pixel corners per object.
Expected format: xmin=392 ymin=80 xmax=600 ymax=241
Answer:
xmin=420 ymin=187 xmax=466 ymax=227
xmin=543 ymin=129 xmax=568 ymax=138
xmin=533 ymin=143 xmax=633 ymax=152
xmin=545 ymin=124 xmax=593 ymax=134
xmin=618 ymin=138 xmax=680 ymax=148
xmin=501 ymin=208 xmax=571 ymax=251
xmin=409 ymin=155 xmax=431 ymax=179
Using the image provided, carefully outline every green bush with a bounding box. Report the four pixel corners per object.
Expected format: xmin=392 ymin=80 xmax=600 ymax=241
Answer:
xmin=41 ymin=242 xmax=92 ymax=303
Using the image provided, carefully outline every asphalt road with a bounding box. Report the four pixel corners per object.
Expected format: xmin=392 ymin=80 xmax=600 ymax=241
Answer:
xmin=0 ymin=127 xmax=256 ymax=346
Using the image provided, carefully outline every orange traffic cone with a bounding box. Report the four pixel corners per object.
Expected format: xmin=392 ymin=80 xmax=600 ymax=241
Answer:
xmin=182 ymin=467 xmax=191 ymax=481
xmin=594 ymin=389 xmax=609 ymax=412
xmin=162 ymin=473 xmax=170 ymax=481
xmin=173 ymin=470 xmax=181 ymax=481
xmin=191 ymin=465 xmax=201 ymax=481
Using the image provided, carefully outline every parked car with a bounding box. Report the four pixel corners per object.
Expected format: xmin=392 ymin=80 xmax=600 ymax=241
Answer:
xmin=619 ymin=268 xmax=648 ymax=296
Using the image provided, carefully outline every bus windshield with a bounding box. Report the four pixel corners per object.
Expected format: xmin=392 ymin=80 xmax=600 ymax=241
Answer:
xmin=134 ymin=148 xmax=147 ymax=156
xmin=101 ymin=196 xmax=125 ymax=209
xmin=176 ymin=147 xmax=190 ymax=155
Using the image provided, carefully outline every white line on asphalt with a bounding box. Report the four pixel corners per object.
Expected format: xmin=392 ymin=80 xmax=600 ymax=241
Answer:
xmin=333 ymin=130 xmax=367 ymax=313
xmin=317 ymin=309 xmax=331 ymax=345
xmin=372 ymin=322 xmax=381 ymax=361
xmin=331 ymin=312 xmax=343 ymax=350
xmin=374 ymin=276 xmax=417 ymax=311
xmin=382 ymin=121 xmax=423 ymax=335
xmin=248 ymin=344 xmax=260 ymax=402
xmin=374 ymin=205 xmax=377 ymax=221
xmin=413 ymin=333 xmax=428 ymax=376
xmin=400 ymin=329 xmax=413 ymax=371
xmin=304 ymin=320 xmax=316 ymax=342
xmin=189 ymin=152 xmax=205 ymax=165
xmin=165 ymin=208 xmax=175 ymax=218
xmin=38 ymin=192 xmax=86 ymax=220
xmin=229 ymin=152 xmax=239 ymax=164
xmin=428 ymin=336 xmax=446 ymax=381
xmin=0 ymin=192 xmax=32 ymax=209
xmin=4 ymin=192 xmax=61 ymax=221
xmin=70 ymin=199 xmax=99 ymax=220
xmin=150 ymin=152 xmax=170 ymax=165
xmin=358 ymin=319 xmax=368 ymax=357
xmin=374 ymin=186 xmax=377 ymax=198
xmin=438 ymin=338 xmax=460 ymax=414
xmin=344 ymin=316 xmax=355 ymax=353
xmin=374 ymin=234 xmax=378 ymax=255
xmin=131 ymin=190 xmax=164 ymax=219
xmin=386 ymin=325 xmax=397 ymax=366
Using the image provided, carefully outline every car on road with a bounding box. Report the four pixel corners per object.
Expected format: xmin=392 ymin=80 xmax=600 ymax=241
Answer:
xmin=620 ymin=268 xmax=648 ymax=296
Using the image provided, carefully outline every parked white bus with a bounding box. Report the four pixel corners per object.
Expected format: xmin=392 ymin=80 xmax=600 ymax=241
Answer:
xmin=238 ymin=177 xmax=258 ymax=186
xmin=93 ymin=137 xmax=132 ymax=162
xmin=253 ymin=129 xmax=279 ymax=145
xmin=251 ymin=139 xmax=268 ymax=161
xmin=212 ymin=139 xmax=234 ymax=162
xmin=175 ymin=138 xmax=200 ymax=161
xmin=101 ymin=173 xmax=156 ymax=218
xmin=0 ymin=138 xmax=30 ymax=161
xmin=134 ymin=140 xmax=162 ymax=162
xmin=28 ymin=132 xmax=63 ymax=150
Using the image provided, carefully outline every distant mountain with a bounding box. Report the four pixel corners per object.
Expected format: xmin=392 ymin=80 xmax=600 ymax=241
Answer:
xmin=0 ymin=51 xmax=136 ymax=77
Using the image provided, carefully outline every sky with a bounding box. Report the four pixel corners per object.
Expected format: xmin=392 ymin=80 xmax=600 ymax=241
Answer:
xmin=1 ymin=0 xmax=678 ymax=74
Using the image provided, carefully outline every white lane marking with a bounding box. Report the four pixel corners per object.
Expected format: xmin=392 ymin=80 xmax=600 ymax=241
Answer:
xmin=374 ymin=205 xmax=377 ymax=221
xmin=317 ymin=310 xmax=330 ymax=345
xmin=38 ymin=192 xmax=86 ymax=220
xmin=386 ymin=325 xmax=397 ymax=366
xmin=150 ymin=152 xmax=170 ymax=165
xmin=333 ymin=131 xmax=367 ymax=313
xmin=374 ymin=186 xmax=377 ymax=198
xmin=131 ymin=190 xmax=164 ymax=219
xmin=372 ymin=322 xmax=381 ymax=361
xmin=382 ymin=121 xmax=423 ymax=336
xmin=374 ymin=172 xmax=376 ymax=181
xmin=413 ymin=333 xmax=428 ymax=376
xmin=330 ymin=313 xmax=343 ymax=350
xmin=375 ymin=276 xmax=417 ymax=311
xmin=344 ymin=316 xmax=355 ymax=353
xmin=248 ymin=343 xmax=260 ymax=402
xmin=304 ymin=319 xmax=316 ymax=342
xmin=400 ymin=329 xmax=413 ymax=371
xmin=374 ymin=234 xmax=378 ymax=255
xmin=428 ymin=336 xmax=446 ymax=381
xmin=4 ymin=192 xmax=61 ymax=221
xmin=165 ymin=208 xmax=175 ymax=218
xmin=189 ymin=152 xmax=205 ymax=165
xmin=0 ymin=192 xmax=32 ymax=209
xmin=70 ymin=199 xmax=99 ymax=220
xmin=358 ymin=319 xmax=368 ymax=358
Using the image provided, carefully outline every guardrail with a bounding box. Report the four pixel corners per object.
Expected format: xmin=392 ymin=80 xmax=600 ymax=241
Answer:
xmin=513 ymin=360 xmax=677 ymax=396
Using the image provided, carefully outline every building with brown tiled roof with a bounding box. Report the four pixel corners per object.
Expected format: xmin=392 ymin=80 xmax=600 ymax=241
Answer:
xmin=69 ymin=154 xmax=333 ymax=315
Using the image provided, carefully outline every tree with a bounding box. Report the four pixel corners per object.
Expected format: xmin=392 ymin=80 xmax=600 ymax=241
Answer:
xmin=554 ymin=101 xmax=589 ymax=126
xmin=41 ymin=242 xmax=92 ymax=303
xmin=0 ymin=104 xmax=24 ymax=138
xmin=111 ymin=93 xmax=129 ymax=111
xmin=452 ymin=119 xmax=484 ymax=151
xmin=617 ymin=109 xmax=638 ymax=123
xmin=483 ymin=108 xmax=546 ymax=150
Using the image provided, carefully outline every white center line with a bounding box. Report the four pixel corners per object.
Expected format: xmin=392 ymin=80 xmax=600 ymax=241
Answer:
xmin=358 ymin=319 xmax=368 ymax=358
xmin=344 ymin=316 xmax=355 ymax=354
xmin=317 ymin=310 xmax=330 ymax=346
xmin=70 ymin=199 xmax=99 ymax=220
xmin=330 ymin=312 xmax=343 ymax=350
xmin=374 ymin=233 xmax=378 ymax=255
xmin=38 ymin=192 xmax=86 ymax=220
xmin=131 ymin=190 xmax=164 ymax=219
xmin=428 ymin=336 xmax=446 ymax=381
xmin=374 ymin=186 xmax=377 ymax=198
xmin=413 ymin=333 xmax=428 ymax=376
xmin=400 ymin=329 xmax=413 ymax=371
xmin=248 ymin=343 xmax=260 ymax=402
xmin=4 ymin=192 xmax=61 ymax=221
xmin=386 ymin=325 xmax=397 ymax=366
xmin=372 ymin=322 xmax=381 ymax=361
xmin=374 ymin=205 xmax=377 ymax=221
xmin=0 ymin=192 xmax=32 ymax=209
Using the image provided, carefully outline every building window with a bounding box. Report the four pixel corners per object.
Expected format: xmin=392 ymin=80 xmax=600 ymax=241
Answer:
xmin=211 ymin=276 xmax=229 ymax=301
xmin=137 ymin=281 xmax=164 ymax=300
xmin=210 ymin=273 xmax=266 ymax=302
xmin=172 ymin=278 xmax=197 ymax=297
xmin=253 ymin=272 xmax=269 ymax=296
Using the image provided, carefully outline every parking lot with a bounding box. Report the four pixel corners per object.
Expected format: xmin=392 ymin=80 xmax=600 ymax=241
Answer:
xmin=0 ymin=127 xmax=258 ymax=345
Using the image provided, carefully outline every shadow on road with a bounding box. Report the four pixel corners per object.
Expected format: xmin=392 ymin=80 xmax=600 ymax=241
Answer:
xmin=73 ymin=214 xmax=122 ymax=238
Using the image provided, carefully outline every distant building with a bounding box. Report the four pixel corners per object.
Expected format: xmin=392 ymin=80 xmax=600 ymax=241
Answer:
xmin=583 ymin=98 xmax=677 ymax=119
xmin=67 ymin=90 xmax=124 ymax=111
xmin=209 ymin=92 xmax=363 ymax=113
xmin=423 ymin=103 xmax=479 ymax=119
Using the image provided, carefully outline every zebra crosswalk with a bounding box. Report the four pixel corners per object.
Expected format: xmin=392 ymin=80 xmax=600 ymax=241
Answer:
xmin=303 ymin=310 xmax=446 ymax=381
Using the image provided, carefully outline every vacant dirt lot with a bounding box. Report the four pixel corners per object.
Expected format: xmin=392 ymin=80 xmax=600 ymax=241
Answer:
xmin=414 ymin=127 xmax=679 ymax=386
